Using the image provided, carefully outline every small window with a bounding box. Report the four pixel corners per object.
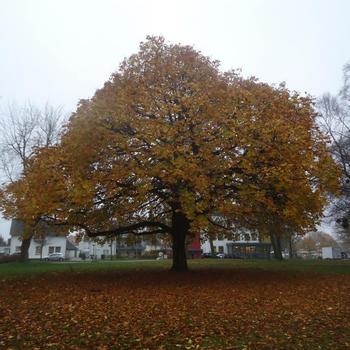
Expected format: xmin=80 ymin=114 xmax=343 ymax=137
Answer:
xmin=218 ymin=246 xmax=224 ymax=253
xmin=246 ymin=246 xmax=256 ymax=254
xmin=48 ymin=246 xmax=54 ymax=254
xmin=213 ymin=246 xmax=217 ymax=253
xmin=35 ymin=246 xmax=41 ymax=255
xmin=15 ymin=246 xmax=21 ymax=252
xmin=55 ymin=247 xmax=61 ymax=253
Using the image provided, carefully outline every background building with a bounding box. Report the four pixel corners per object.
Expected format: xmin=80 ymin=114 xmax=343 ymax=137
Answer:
xmin=9 ymin=220 xmax=78 ymax=259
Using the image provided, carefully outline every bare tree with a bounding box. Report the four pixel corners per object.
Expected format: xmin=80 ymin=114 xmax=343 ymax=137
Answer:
xmin=0 ymin=234 xmax=7 ymax=246
xmin=0 ymin=102 xmax=66 ymax=260
xmin=0 ymin=103 xmax=64 ymax=178
xmin=317 ymin=62 xmax=350 ymax=238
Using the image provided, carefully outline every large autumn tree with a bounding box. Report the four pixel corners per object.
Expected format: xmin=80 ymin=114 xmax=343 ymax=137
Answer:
xmin=0 ymin=37 xmax=339 ymax=270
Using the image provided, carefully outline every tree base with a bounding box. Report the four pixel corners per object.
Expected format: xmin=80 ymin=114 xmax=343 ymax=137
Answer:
xmin=170 ymin=265 xmax=189 ymax=272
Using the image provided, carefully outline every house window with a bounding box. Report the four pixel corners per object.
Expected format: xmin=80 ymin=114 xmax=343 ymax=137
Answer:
xmin=35 ymin=246 xmax=41 ymax=255
xmin=15 ymin=246 xmax=21 ymax=252
xmin=245 ymin=246 xmax=256 ymax=254
xmin=213 ymin=246 xmax=217 ymax=253
xmin=218 ymin=246 xmax=224 ymax=253
xmin=49 ymin=246 xmax=61 ymax=254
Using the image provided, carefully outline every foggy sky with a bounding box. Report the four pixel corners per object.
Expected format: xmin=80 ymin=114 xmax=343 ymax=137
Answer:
xmin=1 ymin=0 xmax=350 ymax=238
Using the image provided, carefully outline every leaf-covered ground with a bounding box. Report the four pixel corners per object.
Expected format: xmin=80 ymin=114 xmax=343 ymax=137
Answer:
xmin=0 ymin=269 xmax=349 ymax=349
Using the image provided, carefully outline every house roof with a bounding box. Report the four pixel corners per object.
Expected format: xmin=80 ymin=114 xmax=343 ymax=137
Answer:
xmin=66 ymin=240 xmax=78 ymax=251
xmin=10 ymin=219 xmax=66 ymax=237
xmin=9 ymin=219 xmax=25 ymax=237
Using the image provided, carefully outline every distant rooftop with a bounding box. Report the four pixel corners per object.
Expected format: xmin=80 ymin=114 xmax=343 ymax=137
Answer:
xmin=9 ymin=219 xmax=67 ymax=237
xmin=9 ymin=219 xmax=25 ymax=237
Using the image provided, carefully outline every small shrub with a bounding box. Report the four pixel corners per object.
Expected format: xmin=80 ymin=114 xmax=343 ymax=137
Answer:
xmin=0 ymin=255 xmax=21 ymax=264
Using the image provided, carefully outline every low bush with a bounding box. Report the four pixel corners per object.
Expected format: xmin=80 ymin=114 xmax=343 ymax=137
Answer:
xmin=0 ymin=255 xmax=21 ymax=264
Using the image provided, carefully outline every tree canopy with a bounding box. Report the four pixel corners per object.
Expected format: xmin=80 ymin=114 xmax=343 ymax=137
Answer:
xmin=0 ymin=37 xmax=340 ymax=270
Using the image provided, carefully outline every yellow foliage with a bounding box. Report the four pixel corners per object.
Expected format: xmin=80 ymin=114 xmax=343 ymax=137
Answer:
xmin=0 ymin=36 xmax=340 ymax=244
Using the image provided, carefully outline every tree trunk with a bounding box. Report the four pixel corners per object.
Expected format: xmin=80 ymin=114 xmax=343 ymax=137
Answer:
xmin=115 ymin=236 xmax=119 ymax=258
xmin=40 ymin=239 xmax=44 ymax=260
xmin=171 ymin=211 xmax=189 ymax=272
xmin=288 ymin=235 xmax=293 ymax=259
xmin=20 ymin=235 xmax=32 ymax=262
xmin=209 ymin=238 xmax=215 ymax=255
xmin=270 ymin=232 xmax=283 ymax=260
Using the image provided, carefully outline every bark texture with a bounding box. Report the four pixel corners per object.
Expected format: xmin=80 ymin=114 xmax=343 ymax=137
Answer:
xmin=171 ymin=211 xmax=189 ymax=271
xmin=270 ymin=232 xmax=283 ymax=260
xmin=20 ymin=235 xmax=32 ymax=262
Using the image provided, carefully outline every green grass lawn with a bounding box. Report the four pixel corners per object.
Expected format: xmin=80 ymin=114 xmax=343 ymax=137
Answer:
xmin=0 ymin=258 xmax=349 ymax=278
xmin=0 ymin=259 xmax=170 ymax=278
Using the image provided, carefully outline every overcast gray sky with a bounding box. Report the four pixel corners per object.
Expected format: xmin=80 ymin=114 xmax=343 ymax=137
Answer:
xmin=1 ymin=0 xmax=350 ymax=238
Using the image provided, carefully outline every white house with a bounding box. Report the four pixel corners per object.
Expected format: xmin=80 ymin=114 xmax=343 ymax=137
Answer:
xmin=9 ymin=220 xmax=78 ymax=259
xmin=76 ymin=235 xmax=148 ymax=259
xmin=201 ymin=228 xmax=260 ymax=255
xmin=202 ymin=237 xmax=236 ymax=255
xmin=201 ymin=228 xmax=272 ymax=259
xmin=77 ymin=238 xmax=114 ymax=259
xmin=201 ymin=237 xmax=272 ymax=259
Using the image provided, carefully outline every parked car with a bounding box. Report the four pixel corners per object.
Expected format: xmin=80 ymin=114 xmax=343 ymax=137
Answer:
xmin=201 ymin=253 xmax=225 ymax=259
xmin=43 ymin=253 xmax=65 ymax=261
xmin=201 ymin=253 xmax=217 ymax=259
